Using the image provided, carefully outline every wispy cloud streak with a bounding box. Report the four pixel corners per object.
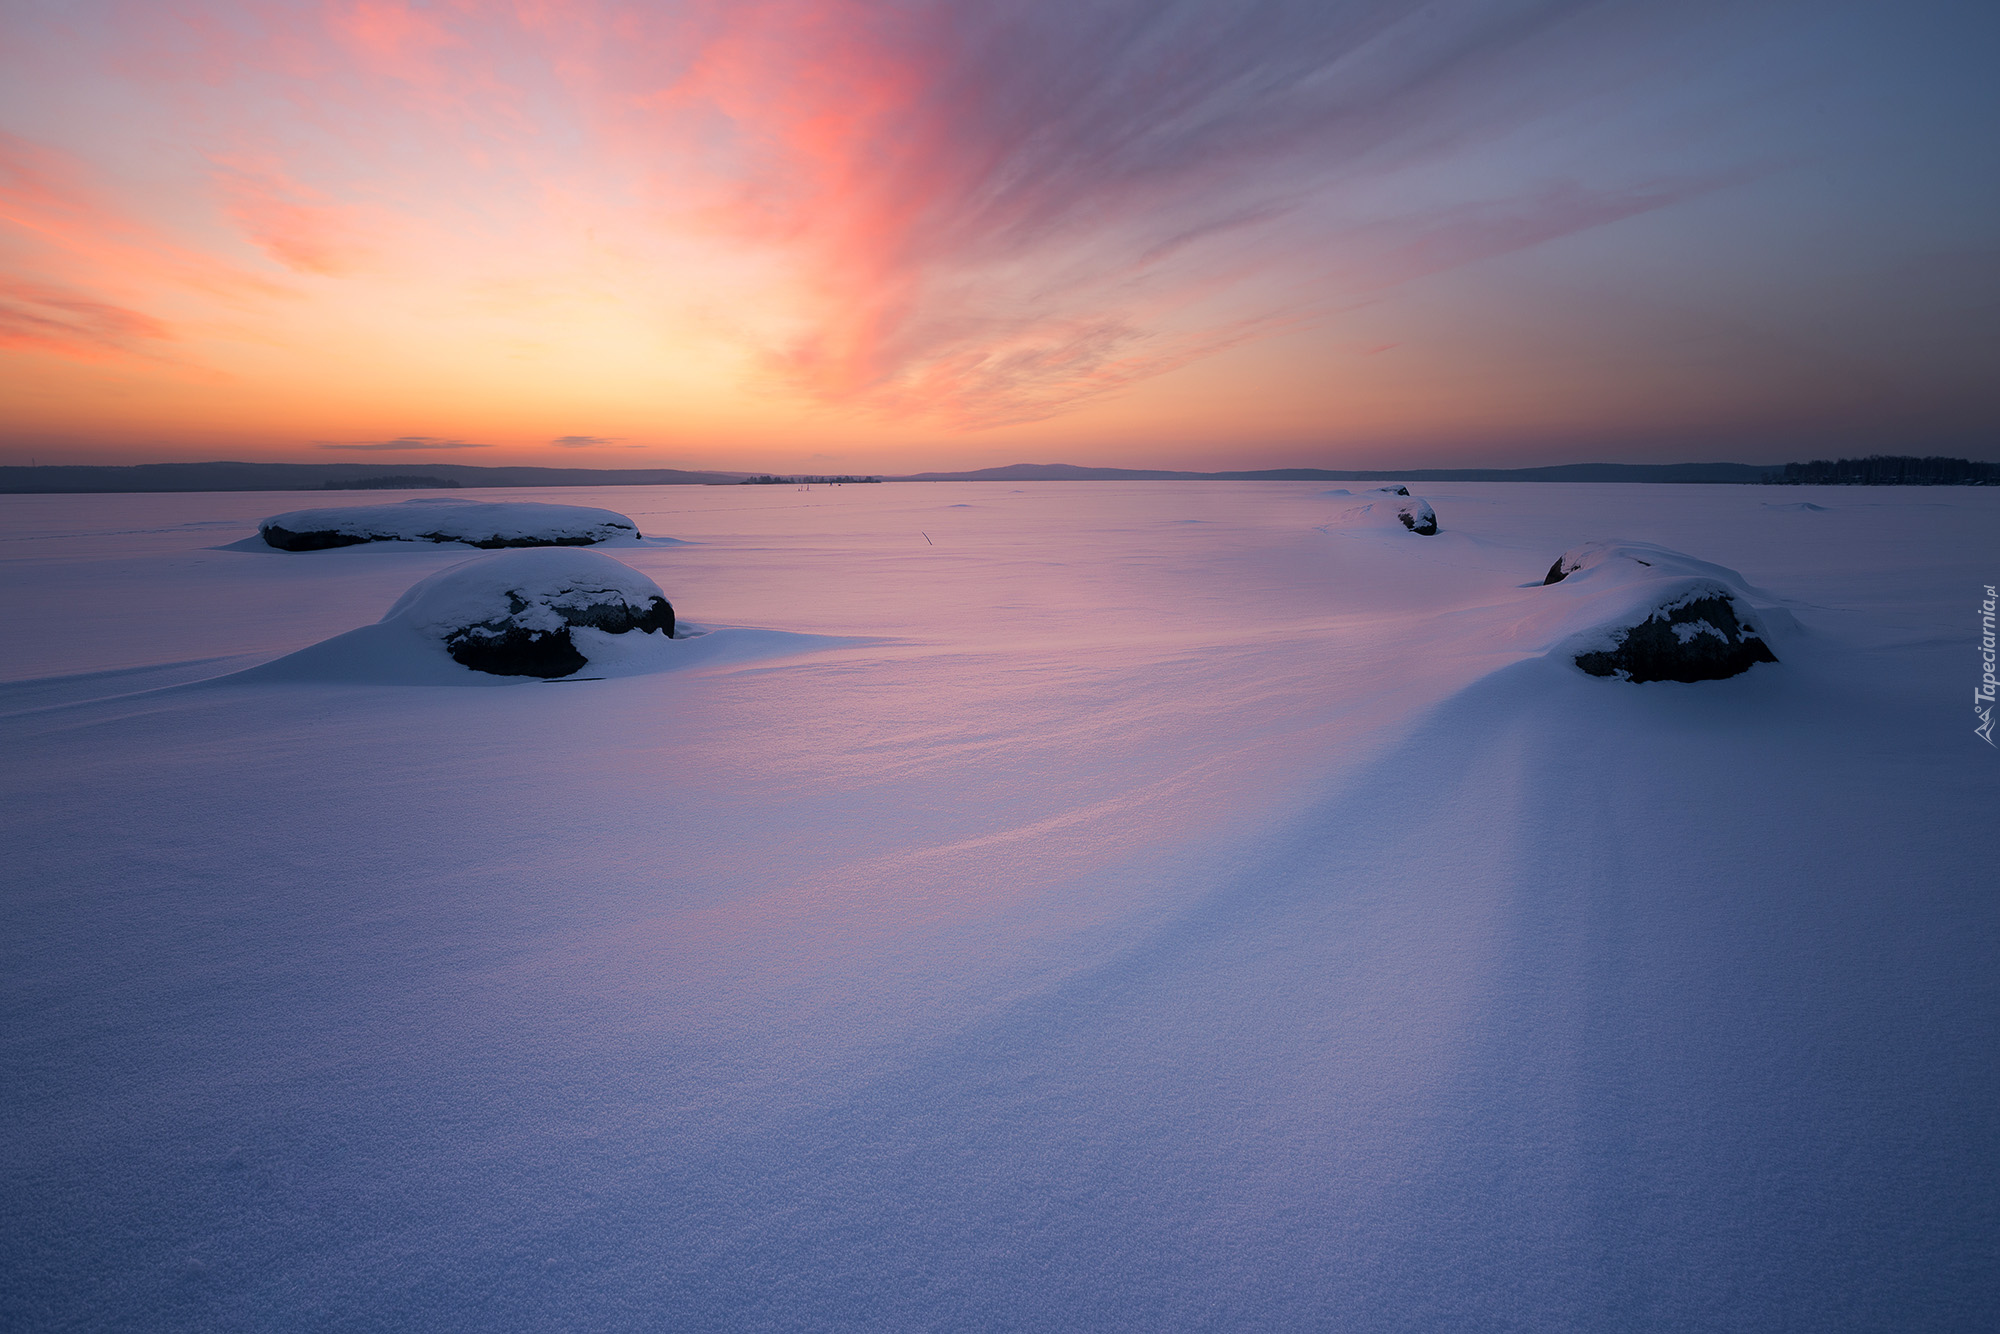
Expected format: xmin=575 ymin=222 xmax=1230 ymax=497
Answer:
xmin=0 ymin=280 xmax=173 ymax=359
xmin=564 ymin=0 xmax=1687 ymax=423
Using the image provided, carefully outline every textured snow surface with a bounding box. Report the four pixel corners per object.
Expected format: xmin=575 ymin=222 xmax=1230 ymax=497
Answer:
xmin=2 ymin=482 xmax=1994 ymax=1331
xmin=257 ymin=496 xmax=639 ymax=549
xmin=1322 ymin=485 xmax=1439 ymax=534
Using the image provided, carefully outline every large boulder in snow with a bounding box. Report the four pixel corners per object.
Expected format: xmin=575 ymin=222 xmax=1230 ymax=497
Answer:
xmin=1325 ymin=486 xmax=1438 ymax=536
xmin=1543 ymin=542 xmax=1778 ymax=683
xmin=1572 ymin=592 xmax=1777 ymax=683
xmin=258 ymin=498 xmax=639 ymax=551
xmin=385 ymin=549 xmax=674 ymax=678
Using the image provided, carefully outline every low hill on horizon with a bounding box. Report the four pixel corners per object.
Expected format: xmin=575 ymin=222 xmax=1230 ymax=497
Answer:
xmin=5 ymin=455 xmax=1992 ymax=494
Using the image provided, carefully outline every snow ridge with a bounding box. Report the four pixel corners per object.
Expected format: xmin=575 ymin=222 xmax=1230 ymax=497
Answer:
xmin=258 ymin=498 xmax=640 ymax=550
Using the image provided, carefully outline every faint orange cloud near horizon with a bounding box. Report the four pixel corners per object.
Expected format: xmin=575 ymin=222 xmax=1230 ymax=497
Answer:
xmin=0 ymin=280 xmax=174 ymax=361
xmin=0 ymin=131 xmax=290 ymax=365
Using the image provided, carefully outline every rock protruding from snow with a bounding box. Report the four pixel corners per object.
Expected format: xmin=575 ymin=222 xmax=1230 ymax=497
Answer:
xmin=1325 ymin=486 xmax=1438 ymax=536
xmin=1571 ymin=592 xmax=1777 ymax=683
xmin=1542 ymin=541 xmax=1778 ymax=683
xmin=1392 ymin=497 xmax=1438 ymax=535
xmin=385 ymin=549 xmax=674 ymax=678
xmin=1543 ymin=542 xmax=1635 ymax=584
xmin=258 ymin=498 xmax=639 ymax=551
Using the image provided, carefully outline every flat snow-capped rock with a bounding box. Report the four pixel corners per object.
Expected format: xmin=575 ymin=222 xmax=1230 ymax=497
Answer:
xmin=1325 ymin=485 xmax=1438 ymax=535
xmin=388 ymin=548 xmax=674 ymax=678
xmin=258 ymin=497 xmax=639 ymax=551
xmin=1541 ymin=541 xmax=1779 ymax=683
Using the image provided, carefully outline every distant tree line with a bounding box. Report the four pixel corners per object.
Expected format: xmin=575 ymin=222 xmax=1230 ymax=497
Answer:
xmin=320 ymin=475 xmax=462 ymax=490
xmin=739 ymin=474 xmax=883 ymax=485
xmin=1764 ymin=456 xmax=1997 ymax=485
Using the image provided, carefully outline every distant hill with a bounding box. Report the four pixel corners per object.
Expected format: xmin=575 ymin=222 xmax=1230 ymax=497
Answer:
xmin=896 ymin=463 xmax=1205 ymax=481
xmin=321 ymin=474 xmax=463 ymax=490
xmin=7 ymin=455 xmax=1992 ymax=494
xmin=0 ymin=461 xmax=746 ymax=494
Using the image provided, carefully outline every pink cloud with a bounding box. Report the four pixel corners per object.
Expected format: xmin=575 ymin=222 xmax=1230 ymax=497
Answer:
xmin=211 ymin=158 xmax=374 ymax=276
xmin=0 ymin=280 xmax=173 ymax=359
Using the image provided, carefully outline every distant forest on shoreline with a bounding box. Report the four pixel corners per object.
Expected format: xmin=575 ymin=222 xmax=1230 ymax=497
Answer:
xmin=1762 ymin=456 xmax=1997 ymax=486
xmin=0 ymin=455 xmax=1993 ymax=494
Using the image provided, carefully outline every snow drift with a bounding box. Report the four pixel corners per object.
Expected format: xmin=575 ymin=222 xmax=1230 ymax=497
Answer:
xmin=1323 ymin=485 xmax=1439 ymax=535
xmin=1540 ymin=541 xmax=1780 ymax=682
xmin=257 ymin=497 xmax=640 ymax=551
xmin=388 ymin=549 xmax=674 ymax=677
xmin=230 ymin=549 xmax=682 ymax=684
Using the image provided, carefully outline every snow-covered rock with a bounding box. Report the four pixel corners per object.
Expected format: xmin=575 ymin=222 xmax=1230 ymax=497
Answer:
xmin=1542 ymin=541 xmax=1778 ymax=683
xmin=1325 ymin=486 xmax=1438 ymax=535
xmin=1392 ymin=497 xmax=1437 ymax=535
xmin=258 ymin=498 xmax=639 ymax=551
xmin=386 ymin=548 xmax=674 ymax=678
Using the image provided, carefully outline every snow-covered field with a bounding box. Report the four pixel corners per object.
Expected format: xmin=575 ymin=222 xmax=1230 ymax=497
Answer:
xmin=2 ymin=481 xmax=1994 ymax=1330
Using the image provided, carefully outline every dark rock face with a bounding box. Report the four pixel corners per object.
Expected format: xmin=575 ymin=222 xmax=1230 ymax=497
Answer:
xmin=260 ymin=524 xmax=604 ymax=552
xmin=442 ymin=594 xmax=674 ymax=678
xmin=447 ymin=626 xmax=591 ymax=678
xmin=1574 ymin=595 xmax=1778 ymax=683
xmin=259 ymin=525 xmax=373 ymax=552
xmin=1398 ymin=507 xmax=1438 ymax=536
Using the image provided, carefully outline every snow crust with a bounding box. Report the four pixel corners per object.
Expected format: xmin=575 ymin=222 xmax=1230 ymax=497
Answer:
xmin=2 ymin=481 xmax=1994 ymax=1330
xmin=258 ymin=497 xmax=639 ymax=549
xmin=1321 ymin=485 xmax=1439 ymax=534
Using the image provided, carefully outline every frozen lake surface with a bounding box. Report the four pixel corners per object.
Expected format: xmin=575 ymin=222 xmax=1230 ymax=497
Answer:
xmin=2 ymin=481 xmax=1994 ymax=1330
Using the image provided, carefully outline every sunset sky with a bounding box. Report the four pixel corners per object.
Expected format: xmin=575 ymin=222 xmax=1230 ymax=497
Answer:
xmin=2 ymin=0 xmax=1995 ymax=472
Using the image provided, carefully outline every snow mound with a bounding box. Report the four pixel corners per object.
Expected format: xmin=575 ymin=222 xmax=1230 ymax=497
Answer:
xmin=1325 ymin=486 xmax=1438 ymax=535
xmin=1761 ymin=501 xmax=1830 ymax=513
xmin=257 ymin=498 xmax=639 ymax=551
xmin=1540 ymin=541 xmax=1779 ymax=683
xmin=226 ymin=547 xmax=869 ymax=688
xmin=384 ymin=549 xmax=673 ymax=678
